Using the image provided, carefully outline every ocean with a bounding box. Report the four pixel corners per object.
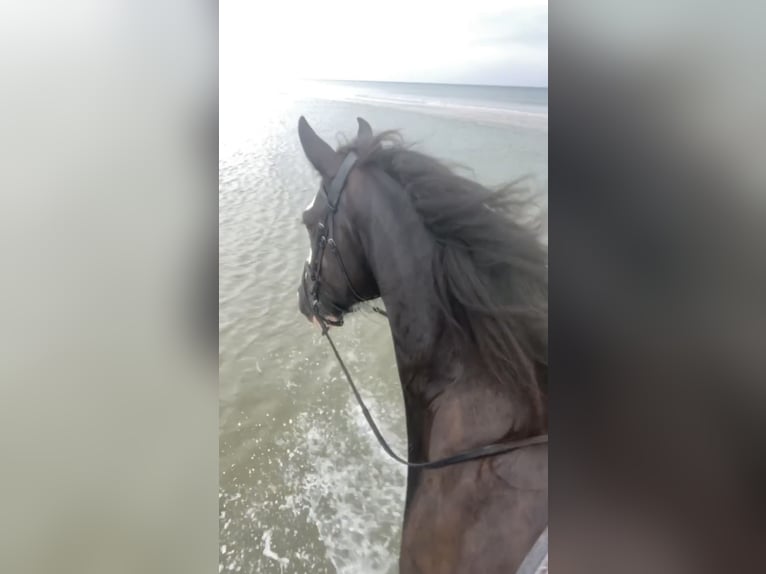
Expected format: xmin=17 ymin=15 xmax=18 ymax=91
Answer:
xmin=219 ymin=79 xmax=548 ymax=574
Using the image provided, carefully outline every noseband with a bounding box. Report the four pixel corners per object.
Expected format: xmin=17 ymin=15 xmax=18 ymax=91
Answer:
xmin=304 ymin=152 xmax=548 ymax=469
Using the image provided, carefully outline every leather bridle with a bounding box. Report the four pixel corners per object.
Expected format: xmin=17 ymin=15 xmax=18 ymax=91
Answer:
xmin=301 ymin=152 xmax=548 ymax=469
xmin=303 ymin=152 xmax=381 ymax=326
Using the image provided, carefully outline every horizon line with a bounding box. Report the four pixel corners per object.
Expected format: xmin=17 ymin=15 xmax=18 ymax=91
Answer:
xmin=301 ymin=78 xmax=548 ymax=90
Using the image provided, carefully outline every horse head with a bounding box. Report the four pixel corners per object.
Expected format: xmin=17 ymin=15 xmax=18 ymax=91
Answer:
xmin=296 ymin=116 xmax=380 ymax=327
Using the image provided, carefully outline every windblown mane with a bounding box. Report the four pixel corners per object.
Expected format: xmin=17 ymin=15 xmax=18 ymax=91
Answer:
xmin=341 ymin=133 xmax=548 ymax=425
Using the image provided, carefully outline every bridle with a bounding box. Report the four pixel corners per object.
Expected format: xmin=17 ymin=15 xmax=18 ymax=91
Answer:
xmin=303 ymin=152 xmax=384 ymax=327
xmin=302 ymin=151 xmax=548 ymax=469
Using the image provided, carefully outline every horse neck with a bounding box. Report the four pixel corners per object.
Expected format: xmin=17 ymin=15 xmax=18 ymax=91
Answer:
xmin=357 ymin=174 xmax=530 ymax=462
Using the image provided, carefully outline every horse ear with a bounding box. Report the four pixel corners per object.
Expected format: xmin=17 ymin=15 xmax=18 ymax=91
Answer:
xmin=357 ymin=117 xmax=373 ymax=141
xmin=298 ymin=116 xmax=342 ymax=177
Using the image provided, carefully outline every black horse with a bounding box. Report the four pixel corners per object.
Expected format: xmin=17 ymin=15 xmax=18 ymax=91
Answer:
xmin=297 ymin=116 xmax=548 ymax=574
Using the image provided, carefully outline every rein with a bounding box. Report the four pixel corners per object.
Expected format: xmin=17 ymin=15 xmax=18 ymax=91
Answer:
xmin=318 ymin=315 xmax=548 ymax=469
xmin=305 ymin=151 xmax=548 ymax=469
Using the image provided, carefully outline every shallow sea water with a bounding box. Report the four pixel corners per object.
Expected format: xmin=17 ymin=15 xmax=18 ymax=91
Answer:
xmin=219 ymin=82 xmax=547 ymax=573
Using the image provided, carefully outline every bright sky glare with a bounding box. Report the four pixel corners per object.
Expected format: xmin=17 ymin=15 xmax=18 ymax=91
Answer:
xmin=220 ymin=0 xmax=548 ymax=88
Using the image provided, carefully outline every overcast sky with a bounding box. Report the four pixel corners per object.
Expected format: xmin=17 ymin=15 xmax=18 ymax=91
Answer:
xmin=221 ymin=0 xmax=547 ymax=87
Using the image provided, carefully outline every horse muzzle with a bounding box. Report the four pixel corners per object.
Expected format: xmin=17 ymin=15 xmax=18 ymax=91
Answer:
xmin=298 ymin=262 xmax=344 ymax=327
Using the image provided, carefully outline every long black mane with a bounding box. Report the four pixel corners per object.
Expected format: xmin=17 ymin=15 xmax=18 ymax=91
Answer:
xmin=341 ymin=133 xmax=548 ymax=426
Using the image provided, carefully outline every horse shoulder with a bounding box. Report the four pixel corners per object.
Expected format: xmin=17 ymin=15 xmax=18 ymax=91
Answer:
xmin=400 ymin=452 xmax=547 ymax=573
